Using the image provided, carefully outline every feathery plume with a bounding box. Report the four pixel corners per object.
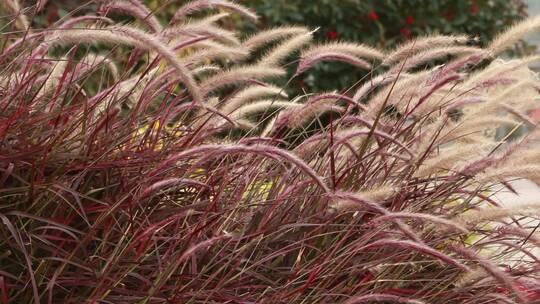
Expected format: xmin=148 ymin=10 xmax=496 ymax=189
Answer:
xmin=463 ymin=56 xmax=540 ymax=89
xmin=201 ymin=65 xmax=285 ymax=95
xmin=0 ymin=32 xmax=44 ymax=63
xmin=278 ymin=93 xmax=365 ymax=129
xmin=110 ymin=26 xmax=203 ymax=104
xmin=390 ymin=46 xmax=482 ymax=74
xmin=414 ymin=144 xmax=491 ymax=177
xmin=101 ymin=0 xmax=162 ymax=32
xmin=296 ymin=51 xmax=371 ymax=75
xmin=194 ymin=12 xmax=231 ymax=25
xmin=243 ymin=26 xmax=310 ymax=50
xmin=260 ymin=114 xmax=280 ymax=137
xmin=57 ymin=15 xmax=114 ymax=29
xmin=258 ymin=31 xmax=313 ymax=67
xmin=48 ymin=26 xmax=203 ymax=104
xmin=171 ymin=0 xmax=258 ymax=24
xmin=496 ymin=226 xmax=540 ymax=248
xmin=192 ymin=64 xmax=221 ymax=76
xmin=327 ymin=191 xmax=388 ymax=214
xmin=357 ymin=186 xmax=395 ymax=201
xmin=446 ymin=96 xmax=487 ymax=111
xmin=287 ymin=103 xmax=345 ymax=129
xmin=369 ymin=212 xmax=470 ymax=233
xmin=229 ymin=100 xmax=300 ymax=121
xmin=365 ymin=71 xmax=430 ymax=116
xmin=84 ymin=53 xmax=120 ymax=81
xmin=302 ymin=42 xmax=384 ymax=61
xmin=221 ymin=84 xmax=287 ymax=114
xmin=384 ymin=34 xmax=470 ymax=65
xmin=501 ymin=104 xmax=537 ymax=128
xmin=1 ymin=0 xmax=29 ymax=30
xmin=181 ymin=42 xmax=249 ymax=63
xmin=456 ymin=202 xmax=540 ymax=227
xmin=450 ymin=245 xmax=527 ymax=303
xmin=475 ymin=165 xmax=540 ymax=184
xmin=36 ymin=57 xmax=69 ymax=99
xmin=164 ymin=22 xmax=240 ymax=45
xmin=352 ymin=73 xmax=410 ymax=103
xmin=488 ymin=16 xmax=540 ymax=56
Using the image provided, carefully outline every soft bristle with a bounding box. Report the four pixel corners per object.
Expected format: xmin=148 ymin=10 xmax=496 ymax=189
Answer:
xmin=488 ymin=16 xmax=540 ymax=55
xmin=384 ymin=34 xmax=470 ymax=65
xmin=243 ymin=26 xmax=310 ymax=49
xmin=172 ymin=0 xmax=258 ymax=23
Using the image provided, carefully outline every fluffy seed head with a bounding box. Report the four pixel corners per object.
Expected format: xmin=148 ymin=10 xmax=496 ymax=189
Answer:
xmin=171 ymin=0 xmax=258 ymax=23
xmin=384 ymin=34 xmax=470 ymax=65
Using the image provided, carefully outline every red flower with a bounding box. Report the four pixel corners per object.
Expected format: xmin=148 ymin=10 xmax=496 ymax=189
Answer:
xmin=46 ymin=5 xmax=59 ymax=25
xmin=326 ymin=30 xmax=339 ymax=40
xmin=405 ymin=15 xmax=415 ymax=25
xmin=368 ymin=11 xmax=379 ymax=21
xmin=400 ymin=27 xmax=412 ymax=39
xmin=443 ymin=11 xmax=455 ymax=22
xmin=470 ymin=1 xmax=480 ymax=15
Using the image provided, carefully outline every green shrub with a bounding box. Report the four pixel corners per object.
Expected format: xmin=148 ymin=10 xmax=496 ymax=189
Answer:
xmin=243 ymin=0 xmax=528 ymax=92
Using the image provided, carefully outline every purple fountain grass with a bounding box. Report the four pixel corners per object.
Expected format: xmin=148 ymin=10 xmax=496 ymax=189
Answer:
xmin=1 ymin=2 xmax=540 ymax=303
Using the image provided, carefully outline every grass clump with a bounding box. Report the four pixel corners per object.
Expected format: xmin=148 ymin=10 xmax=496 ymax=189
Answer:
xmin=0 ymin=1 xmax=539 ymax=303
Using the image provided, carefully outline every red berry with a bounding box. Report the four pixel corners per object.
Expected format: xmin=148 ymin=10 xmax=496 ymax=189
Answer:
xmin=326 ymin=30 xmax=339 ymax=40
xmin=400 ymin=27 xmax=412 ymax=39
xmin=406 ymin=15 xmax=415 ymax=25
xmin=368 ymin=11 xmax=380 ymax=21
xmin=47 ymin=5 xmax=59 ymax=25
xmin=443 ymin=11 xmax=455 ymax=22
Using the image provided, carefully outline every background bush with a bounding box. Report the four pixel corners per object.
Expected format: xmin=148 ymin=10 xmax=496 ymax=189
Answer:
xmin=39 ymin=0 xmax=528 ymax=93
xmin=243 ymin=0 xmax=529 ymax=92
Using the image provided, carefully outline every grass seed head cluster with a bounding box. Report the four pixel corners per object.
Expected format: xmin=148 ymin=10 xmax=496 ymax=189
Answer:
xmin=1 ymin=0 xmax=540 ymax=303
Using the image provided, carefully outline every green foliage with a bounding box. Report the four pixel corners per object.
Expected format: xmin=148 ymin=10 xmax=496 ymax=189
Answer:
xmin=243 ymin=0 xmax=528 ymax=92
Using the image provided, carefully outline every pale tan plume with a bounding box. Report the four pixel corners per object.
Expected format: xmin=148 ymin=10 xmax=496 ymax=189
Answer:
xmin=1 ymin=0 xmax=29 ymax=30
xmin=48 ymin=26 xmax=203 ymax=104
xmin=488 ymin=16 xmax=540 ymax=56
xmin=384 ymin=34 xmax=469 ymax=65
xmin=221 ymin=84 xmax=287 ymax=114
xmin=258 ymin=31 xmax=313 ymax=67
xmin=201 ymin=65 xmax=285 ymax=95
xmin=243 ymin=26 xmax=310 ymax=50
xmin=456 ymin=202 xmax=540 ymax=227
xmin=302 ymin=41 xmax=384 ymax=61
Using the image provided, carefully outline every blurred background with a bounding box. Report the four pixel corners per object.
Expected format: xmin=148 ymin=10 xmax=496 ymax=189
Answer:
xmin=34 ymin=0 xmax=535 ymax=93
